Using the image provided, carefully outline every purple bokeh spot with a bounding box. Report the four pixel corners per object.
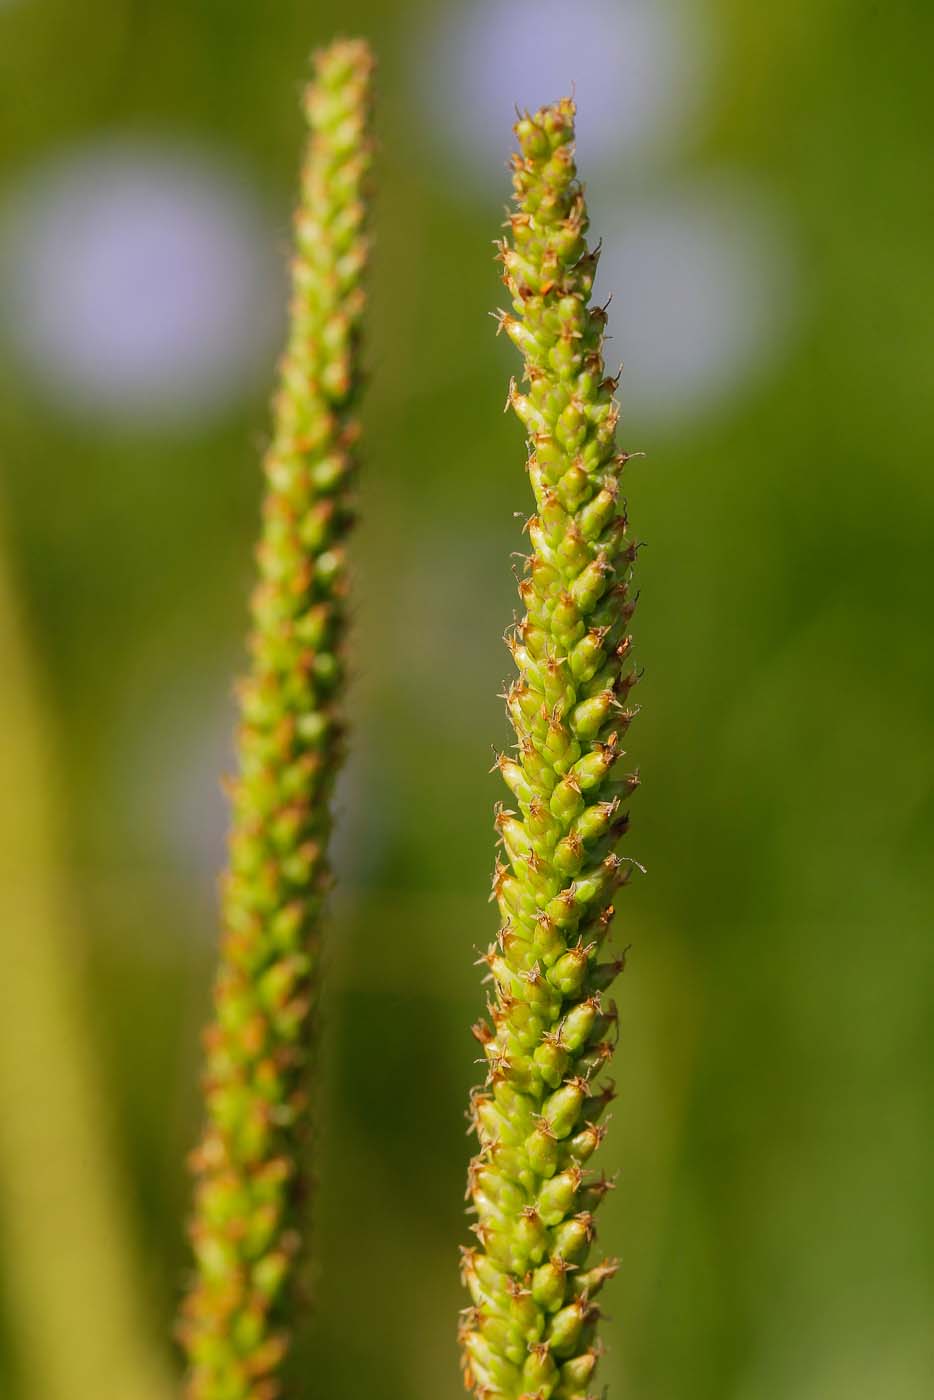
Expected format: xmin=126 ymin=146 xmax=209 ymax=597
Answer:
xmin=418 ymin=0 xmax=708 ymax=180
xmin=593 ymin=178 xmax=799 ymax=424
xmin=1 ymin=140 xmax=283 ymax=429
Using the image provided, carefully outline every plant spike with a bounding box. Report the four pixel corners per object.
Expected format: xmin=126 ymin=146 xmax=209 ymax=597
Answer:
xmin=179 ymin=38 xmax=374 ymax=1399
xmin=459 ymin=98 xmax=640 ymax=1400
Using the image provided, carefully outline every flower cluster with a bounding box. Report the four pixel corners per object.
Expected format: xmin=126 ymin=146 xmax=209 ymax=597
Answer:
xmin=179 ymin=39 xmax=374 ymax=1399
xmin=459 ymin=98 xmax=640 ymax=1400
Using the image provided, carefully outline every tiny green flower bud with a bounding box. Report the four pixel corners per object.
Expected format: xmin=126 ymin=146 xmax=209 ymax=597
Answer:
xmin=523 ymin=1341 xmax=559 ymax=1393
xmin=531 ymin=912 xmax=566 ymax=965
xmin=570 ymin=689 xmax=615 ymax=740
xmin=537 ymin=1167 xmax=582 ymax=1226
xmin=547 ymin=946 xmax=591 ymax=997
xmin=479 ymin=1310 xmax=520 ymax=1362
xmin=508 ymin=1282 xmax=543 ymax=1342
xmin=526 ymin=797 xmax=560 ymax=849
xmin=574 ymin=1256 xmax=619 ymax=1298
xmin=569 ymin=741 xmax=617 ymax=791
xmin=568 ymin=627 xmax=608 ymax=684
xmin=499 ymin=754 xmax=537 ymax=805
xmin=515 ymin=116 xmax=551 ymax=160
xmin=546 ymin=1299 xmax=586 ymax=1357
xmin=560 ymin=1346 xmax=599 ymax=1391
xmin=549 ymin=772 xmax=585 ymax=823
xmin=569 ymin=554 xmax=613 ymax=611
xmin=558 ymin=999 xmax=599 ymax=1053
xmin=532 ymin=1259 xmax=569 ymax=1313
xmin=552 ymin=1212 xmax=595 ymax=1265
xmin=515 ymin=1207 xmax=549 ymax=1265
xmin=578 ymin=485 xmax=618 ymax=542
xmin=572 ymin=798 xmax=618 ymax=847
xmin=542 ymin=1080 xmax=587 ymax=1139
xmin=564 ymin=1122 xmax=605 ymax=1165
xmin=553 ymin=831 xmax=585 ymax=877
xmin=533 ymin=1035 xmax=570 ymax=1088
xmin=525 ymin=1123 xmax=559 ymax=1178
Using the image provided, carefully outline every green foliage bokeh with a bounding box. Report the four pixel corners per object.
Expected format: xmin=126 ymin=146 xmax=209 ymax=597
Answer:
xmin=0 ymin=2 xmax=931 ymax=1397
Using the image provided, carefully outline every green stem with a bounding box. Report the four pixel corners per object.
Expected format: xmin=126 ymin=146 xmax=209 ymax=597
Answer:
xmin=0 ymin=523 xmax=169 ymax=1400
xmin=459 ymin=98 xmax=641 ymax=1400
xmin=179 ymin=39 xmax=374 ymax=1399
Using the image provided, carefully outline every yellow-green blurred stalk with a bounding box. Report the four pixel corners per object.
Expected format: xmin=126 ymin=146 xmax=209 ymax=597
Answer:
xmin=0 ymin=522 xmax=169 ymax=1400
xmin=179 ymin=39 xmax=374 ymax=1399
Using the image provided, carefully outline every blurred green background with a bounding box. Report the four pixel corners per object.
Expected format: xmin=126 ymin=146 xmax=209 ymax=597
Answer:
xmin=1 ymin=1 xmax=932 ymax=1397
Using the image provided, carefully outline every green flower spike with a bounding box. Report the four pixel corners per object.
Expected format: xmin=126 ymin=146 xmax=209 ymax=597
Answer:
xmin=179 ymin=38 xmax=374 ymax=1400
xmin=459 ymin=98 xmax=641 ymax=1400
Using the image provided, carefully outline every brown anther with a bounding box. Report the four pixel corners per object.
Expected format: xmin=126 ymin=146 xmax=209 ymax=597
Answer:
xmin=576 ymin=1211 xmax=597 ymax=1242
xmin=489 ymin=859 xmax=508 ymax=900
xmin=458 ymin=1304 xmax=481 ymax=1336
xmin=469 ymin=1221 xmax=492 ymax=1246
xmin=499 ymin=925 xmax=521 ymax=956
xmin=564 ymin=832 xmax=584 ymax=859
xmin=465 ymin=1157 xmax=483 ymax=1200
xmin=588 ymin=1171 xmax=617 ymax=1199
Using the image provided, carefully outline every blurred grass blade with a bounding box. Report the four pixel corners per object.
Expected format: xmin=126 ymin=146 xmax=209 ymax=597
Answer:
xmin=178 ymin=38 xmax=375 ymax=1397
xmin=0 ymin=524 xmax=170 ymax=1400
